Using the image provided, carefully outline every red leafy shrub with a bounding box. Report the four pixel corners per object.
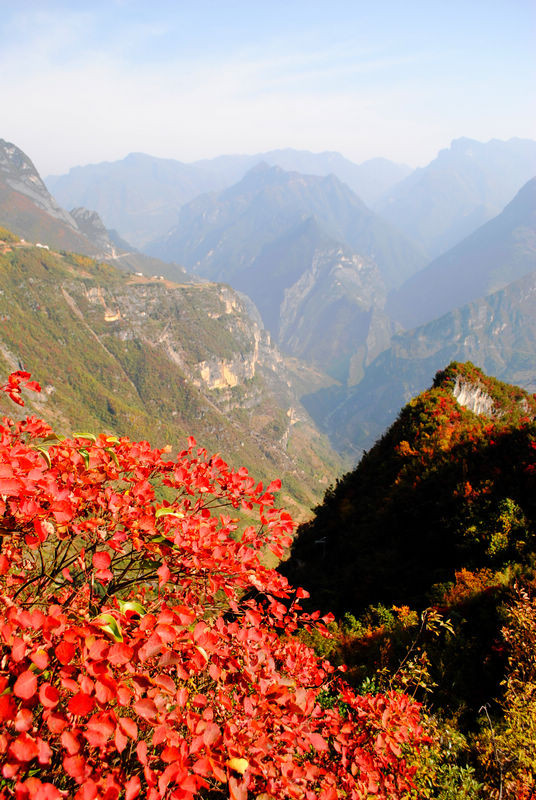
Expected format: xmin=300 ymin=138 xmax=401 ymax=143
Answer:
xmin=0 ymin=374 xmax=429 ymax=799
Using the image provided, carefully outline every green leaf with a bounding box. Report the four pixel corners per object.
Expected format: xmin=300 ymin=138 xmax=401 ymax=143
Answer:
xmin=79 ymin=448 xmax=90 ymax=468
xmin=105 ymin=447 xmax=120 ymax=466
xmin=73 ymin=431 xmax=97 ymax=442
xmin=118 ymin=600 xmax=147 ymax=617
xmin=35 ymin=446 xmax=51 ymax=468
xmin=94 ymin=613 xmax=123 ymax=642
xmin=155 ymin=508 xmax=184 ymax=520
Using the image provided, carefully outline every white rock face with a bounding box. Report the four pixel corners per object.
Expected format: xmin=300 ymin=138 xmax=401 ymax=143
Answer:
xmin=452 ymin=377 xmax=496 ymax=417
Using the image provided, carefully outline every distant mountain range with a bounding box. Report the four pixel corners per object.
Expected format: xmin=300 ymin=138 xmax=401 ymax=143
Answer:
xmin=376 ymin=137 xmax=536 ymax=258
xmin=147 ymin=163 xmax=426 ymax=288
xmin=305 ymin=263 xmax=536 ymax=456
xmin=3 ymin=135 xmax=536 ymax=474
xmin=387 ymin=177 xmax=536 ymax=328
xmin=190 ymin=150 xmax=411 ymax=208
xmin=46 ymin=148 xmax=411 ymax=249
xmin=146 ymin=163 xmax=425 ymax=381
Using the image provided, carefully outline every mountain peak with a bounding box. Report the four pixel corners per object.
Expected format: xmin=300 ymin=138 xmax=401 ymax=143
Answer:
xmin=434 ymin=361 xmax=536 ymax=421
xmin=0 ymin=139 xmax=78 ymax=230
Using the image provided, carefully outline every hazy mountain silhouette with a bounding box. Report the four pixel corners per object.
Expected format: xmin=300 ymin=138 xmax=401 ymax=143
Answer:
xmin=376 ymin=137 xmax=536 ymax=257
xmin=387 ymin=177 xmax=536 ymax=329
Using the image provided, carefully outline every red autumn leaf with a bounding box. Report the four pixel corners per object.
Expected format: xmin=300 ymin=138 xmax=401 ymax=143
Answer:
xmin=193 ymin=757 xmax=212 ymax=777
xmin=51 ymin=500 xmax=74 ymax=524
xmin=83 ymin=715 xmax=115 ymax=747
xmin=202 ymin=722 xmax=221 ymax=747
xmin=94 ymin=678 xmax=115 ymax=704
xmin=134 ymin=697 xmax=158 ymax=721
xmin=68 ymin=692 xmax=95 ymax=716
xmin=115 ymin=724 xmax=128 ymax=753
xmin=153 ymin=674 xmax=175 ymax=694
xmin=157 ymin=563 xmax=171 ymax=587
xmin=136 ymin=740 xmax=148 ymax=765
xmin=0 ymin=477 xmax=22 ymax=495
xmin=61 ymin=730 xmax=80 ymax=755
xmin=9 ymin=370 xmax=31 ymax=382
xmin=55 ymin=641 xmax=75 ymax=665
xmin=15 ymin=707 xmax=33 ymax=731
xmin=125 ymin=775 xmax=141 ymax=800
xmin=9 ymin=732 xmax=39 ymax=762
xmin=161 ymin=745 xmax=181 ymax=763
xmin=26 ymin=781 xmax=61 ymax=800
xmin=229 ymin=775 xmax=248 ymax=800
xmin=37 ymin=737 xmax=53 ymax=764
xmin=118 ymin=716 xmax=138 ymax=740
xmin=307 ymin=732 xmax=329 ymax=751
xmin=13 ymin=670 xmax=37 ymax=700
xmin=32 ymin=648 xmax=50 ymax=670
xmin=11 ymin=638 xmax=26 ymax=662
xmin=92 ymin=551 xmax=111 ymax=570
xmin=63 ymin=754 xmax=90 ymax=783
xmin=107 ymin=642 xmax=133 ymax=666
xmin=75 ymin=779 xmax=98 ymax=800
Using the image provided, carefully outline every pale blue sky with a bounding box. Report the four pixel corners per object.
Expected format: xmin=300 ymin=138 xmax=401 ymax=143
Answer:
xmin=1 ymin=0 xmax=534 ymax=175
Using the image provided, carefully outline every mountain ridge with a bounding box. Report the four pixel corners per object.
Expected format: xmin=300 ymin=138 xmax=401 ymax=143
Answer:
xmin=376 ymin=136 xmax=536 ymax=257
xmin=387 ymin=176 xmax=536 ymax=328
xmin=46 ymin=148 xmax=411 ymax=248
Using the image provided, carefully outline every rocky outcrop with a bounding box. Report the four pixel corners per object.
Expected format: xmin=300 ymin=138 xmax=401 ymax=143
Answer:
xmin=70 ymin=207 xmax=121 ymax=257
xmin=452 ymin=377 xmax=495 ymax=416
xmin=0 ymin=139 xmax=78 ymax=230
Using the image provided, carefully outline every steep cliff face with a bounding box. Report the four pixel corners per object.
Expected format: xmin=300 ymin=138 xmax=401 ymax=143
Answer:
xmin=70 ymin=207 xmax=123 ymax=258
xmin=0 ymin=242 xmax=344 ymax=517
xmin=452 ymin=377 xmax=496 ymax=416
xmin=278 ymin=243 xmax=392 ymax=383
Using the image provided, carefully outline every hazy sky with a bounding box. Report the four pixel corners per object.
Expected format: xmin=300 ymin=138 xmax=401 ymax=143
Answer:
xmin=2 ymin=0 xmax=535 ymax=176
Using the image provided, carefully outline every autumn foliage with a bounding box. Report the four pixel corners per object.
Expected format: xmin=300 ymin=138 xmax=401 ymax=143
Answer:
xmin=0 ymin=372 xmax=428 ymax=799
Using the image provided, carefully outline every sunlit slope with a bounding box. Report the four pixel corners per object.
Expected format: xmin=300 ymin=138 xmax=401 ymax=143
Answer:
xmin=0 ymin=240 xmax=344 ymax=517
xmin=283 ymin=362 xmax=536 ymax=613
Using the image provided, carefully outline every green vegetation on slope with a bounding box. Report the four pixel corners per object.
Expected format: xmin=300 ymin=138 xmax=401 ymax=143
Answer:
xmin=0 ymin=241 xmax=344 ymax=519
xmin=284 ymin=362 xmax=536 ymax=796
xmin=285 ymin=362 xmax=536 ymax=613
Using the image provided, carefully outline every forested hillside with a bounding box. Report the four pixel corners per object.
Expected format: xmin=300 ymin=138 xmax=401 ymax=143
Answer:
xmin=283 ymin=362 xmax=536 ymax=796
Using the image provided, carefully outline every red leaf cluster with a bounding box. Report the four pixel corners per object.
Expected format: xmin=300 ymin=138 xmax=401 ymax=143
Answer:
xmin=0 ymin=373 xmax=430 ymax=798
